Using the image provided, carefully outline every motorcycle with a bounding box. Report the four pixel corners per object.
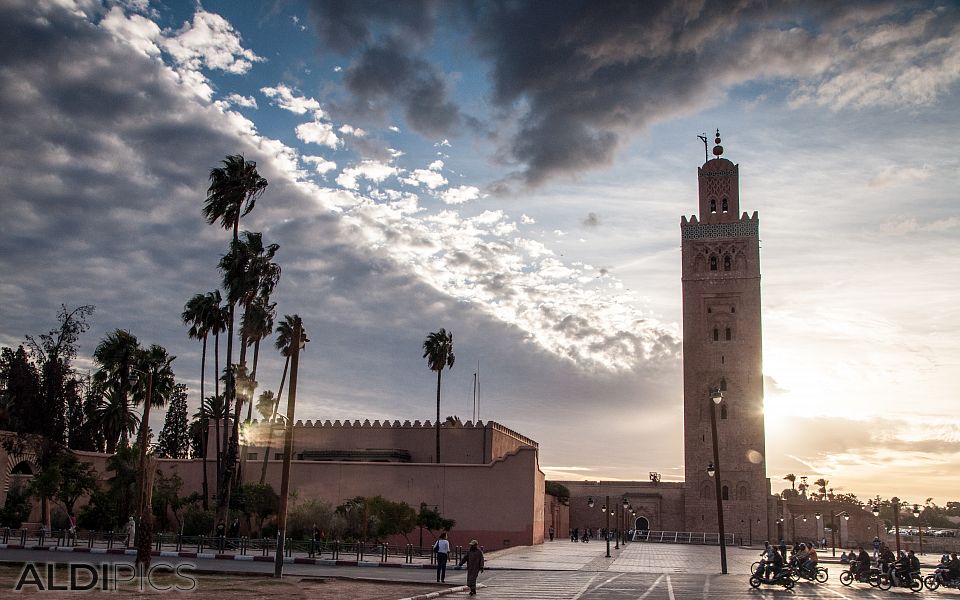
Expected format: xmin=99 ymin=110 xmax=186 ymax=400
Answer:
xmin=840 ymin=560 xmax=882 ymax=587
xmin=924 ymin=571 xmax=960 ymax=591
xmin=877 ymin=570 xmax=923 ymax=593
xmin=788 ymin=558 xmax=828 ymax=583
xmin=750 ymin=567 xmax=795 ymax=590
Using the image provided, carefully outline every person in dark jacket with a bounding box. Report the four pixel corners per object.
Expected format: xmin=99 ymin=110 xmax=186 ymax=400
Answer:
xmin=459 ymin=539 xmax=484 ymax=595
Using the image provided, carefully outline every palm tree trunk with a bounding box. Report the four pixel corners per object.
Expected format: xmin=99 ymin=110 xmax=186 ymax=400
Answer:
xmin=213 ymin=330 xmax=221 ymax=499
xmin=239 ymin=338 xmax=261 ymax=482
xmin=435 ymin=369 xmax=442 ymax=464
xmin=200 ymin=335 xmax=209 ymax=510
xmin=219 ymin=300 xmax=235 ymax=518
xmin=259 ymin=356 xmax=288 ymax=485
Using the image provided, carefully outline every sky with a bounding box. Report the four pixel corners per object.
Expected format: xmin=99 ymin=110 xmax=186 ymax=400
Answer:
xmin=1 ymin=0 xmax=958 ymax=504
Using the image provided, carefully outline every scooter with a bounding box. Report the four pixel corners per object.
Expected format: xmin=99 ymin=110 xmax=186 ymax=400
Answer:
xmin=789 ymin=558 xmax=829 ymax=583
xmin=750 ymin=567 xmax=796 ymax=590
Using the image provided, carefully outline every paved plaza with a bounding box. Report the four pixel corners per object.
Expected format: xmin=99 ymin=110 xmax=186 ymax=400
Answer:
xmin=2 ymin=541 xmax=956 ymax=599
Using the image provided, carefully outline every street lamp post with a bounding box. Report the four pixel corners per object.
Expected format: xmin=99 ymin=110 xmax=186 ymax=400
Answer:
xmin=587 ymin=496 xmax=611 ymax=558
xmin=891 ymin=497 xmax=902 ymax=554
xmin=707 ymin=387 xmax=727 ymax=574
xmin=829 ymin=511 xmax=849 ymax=557
xmin=129 ymin=367 xmax=154 ymax=567
xmin=913 ymin=504 xmax=923 ymax=555
xmin=872 ymin=503 xmax=881 ymax=539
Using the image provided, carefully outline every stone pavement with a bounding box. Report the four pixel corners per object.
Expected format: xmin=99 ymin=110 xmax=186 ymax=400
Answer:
xmin=485 ymin=539 xmax=763 ymax=573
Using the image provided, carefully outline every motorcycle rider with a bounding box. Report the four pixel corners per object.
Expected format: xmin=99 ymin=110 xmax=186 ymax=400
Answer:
xmin=949 ymin=552 xmax=960 ymax=583
xmin=907 ymin=550 xmax=921 ymax=583
xmin=802 ymin=543 xmax=819 ymax=577
xmin=766 ymin=546 xmax=784 ymax=581
xmin=878 ymin=544 xmax=896 ymax=574
xmin=856 ymin=546 xmax=872 ymax=580
xmin=890 ymin=550 xmax=908 ymax=586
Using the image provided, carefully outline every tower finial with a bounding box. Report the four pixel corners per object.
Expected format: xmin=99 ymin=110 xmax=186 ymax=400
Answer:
xmin=713 ymin=129 xmax=724 ymax=158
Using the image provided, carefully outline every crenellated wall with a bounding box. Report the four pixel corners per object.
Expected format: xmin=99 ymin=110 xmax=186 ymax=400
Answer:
xmin=233 ymin=418 xmax=537 ymax=466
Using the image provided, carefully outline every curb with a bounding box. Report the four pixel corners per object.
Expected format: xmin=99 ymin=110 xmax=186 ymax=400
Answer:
xmin=0 ymin=545 xmax=447 ymax=570
xmin=398 ymin=584 xmax=473 ymax=600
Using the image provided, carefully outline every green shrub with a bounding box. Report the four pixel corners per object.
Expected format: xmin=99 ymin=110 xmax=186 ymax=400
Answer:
xmin=182 ymin=507 xmax=215 ymax=536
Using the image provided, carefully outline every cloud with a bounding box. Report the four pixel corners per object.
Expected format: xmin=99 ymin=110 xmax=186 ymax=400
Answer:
xmin=440 ymin=185 xmax=480 ymax=205
xmin=582 ymin=212 xmax=600 ymax=227
xmin=161 ymin=9 xmax=263 ymax=75
xmin=302 ymin=155 xmax=337 ymax=175
xmin=338 ymin=123 xmax=366 ymax=137
xmin=341 ymin=37 xmax=461 ymax=137
xmin=401 ymin=168 xmax=447 ymax=190
xmin=336 ymin=160 xmax=398 ymax=189
xmin=261 ymin=83 xmax=323 ymax=116
xmin=867 ymin=164 xmax=933 ymax=188
xmin=305 ymin=0 xmax=438 ymax=54
xmin=296 ymin=119 xmax=340 ymax=147
xmin=222 ymin=93 xmax=257 ymax=109
xmin=878 ymin=216 xmax=960 ymax=235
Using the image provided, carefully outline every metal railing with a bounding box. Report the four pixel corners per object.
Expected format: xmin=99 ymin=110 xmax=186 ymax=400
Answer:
xmin=630 ymin=529 xmax=737 ymax=546
xmin=0 ymin=527 xmax=456 ymax=564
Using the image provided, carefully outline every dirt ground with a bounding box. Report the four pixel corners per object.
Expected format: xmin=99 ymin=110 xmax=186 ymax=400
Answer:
xmin=0 ymin=564 xmax=448 ymax=599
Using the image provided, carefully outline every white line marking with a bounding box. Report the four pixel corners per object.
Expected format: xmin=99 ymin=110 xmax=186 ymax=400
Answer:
xmin=667 ymin=575 xmax=676 ymax=600
xmin=703 ymin=575 xmax=710 ymax=599
xmin=571 ymin=573 xmax=601 ymax=600
xmin=637 ymin=574 xmax=665 ymax=600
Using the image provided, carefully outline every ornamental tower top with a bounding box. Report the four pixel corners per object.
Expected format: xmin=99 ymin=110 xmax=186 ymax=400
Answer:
xmin=697 ymin=130 xmax=741 ymax=223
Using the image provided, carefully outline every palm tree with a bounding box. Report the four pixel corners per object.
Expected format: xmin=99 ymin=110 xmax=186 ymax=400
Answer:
xmin=423 ymin=329 xmax=455 ymax=464
xmin=218 ymin=232 xmax=281 ymax=512
xmin=259 ymin=314 xmax=307 ymax=484
xmin=240 ymin=297 xmax=276 ymax=422
xmin=784 ymin=473 xmax=796 ymax=491
xmin=93 ymin=330 xmax=141 ymax=453
xmin=814 ymin=478 xmax=829 ymax=500
xmin=204 ymin=155 xmax=268 ymax=515
xmin=798 ymin=481 xmax=809 ymax=497
xmin=196 ymin=393 xmax=229 ymax=502
xmin=181 ymin=291 xmax=222 ymax=508
xmin=130 ymin=344 xmax=177 ymax=447
xmin=93 ymin=386 xmax=141 ymax=453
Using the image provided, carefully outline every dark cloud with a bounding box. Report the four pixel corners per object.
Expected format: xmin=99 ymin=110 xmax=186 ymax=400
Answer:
xmin=305 ymin=0 xmax=438 ymax=54
xmin=341 ymin=37 xmax=461 ymax=137
xmin=582 ymin=212 xmax=600 ymax=227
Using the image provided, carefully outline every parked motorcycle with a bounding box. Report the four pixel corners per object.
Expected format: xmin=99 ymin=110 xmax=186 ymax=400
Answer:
xmin=750 ymin=568 xmax=795 ymax=590
xmin=877 ymin=570 xmax=923 ymax=592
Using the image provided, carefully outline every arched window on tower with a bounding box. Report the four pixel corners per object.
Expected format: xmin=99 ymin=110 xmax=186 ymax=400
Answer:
xmin=722 ymin=485 xmax=729 ymax=501
xmin=710 ymin=199 xmax=717 ymax=213
xmin=721 ymin=198 xmax=729 ymax=213
xmin=723 ymin=254 xmax=732 ymax=271
xmin=710 ymin=255 xmax=718 ymax=271
xmin=720 ymin=404 xmax=728 ymax=420
xmin=713 ymin=328 xmax=719 ymax=341
xmin=738 ymin=485 xmax=749 ymax=501
xmin=725 ymin=327 xmax=732 ymax=341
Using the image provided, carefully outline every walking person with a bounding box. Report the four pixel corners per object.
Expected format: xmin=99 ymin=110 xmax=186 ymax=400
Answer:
xmin=215 ymin=520 xmax=226 ymax=552
xmin=433 ymin=532 xmax=450 ymax=583
xmin=125 ymin=516 xmax=136 ymax=548
xmin=548 ymin=525 xmax=554 ymax=541
xmin=459 ymin=539 xmax=484 ymax=596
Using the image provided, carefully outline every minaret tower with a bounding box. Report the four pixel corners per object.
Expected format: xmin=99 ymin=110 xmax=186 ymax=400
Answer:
xmin=681 ymin=131 xmax=769 ymax=537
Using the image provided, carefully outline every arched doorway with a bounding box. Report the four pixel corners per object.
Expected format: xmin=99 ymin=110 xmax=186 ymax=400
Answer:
xmin=10 ymin=462 xmax=34 ymax=475
xmin=635 ymin=516 xmax=650 ymax=532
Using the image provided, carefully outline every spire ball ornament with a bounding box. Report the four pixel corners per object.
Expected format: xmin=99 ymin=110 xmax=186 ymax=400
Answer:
xmin=713 ymin=128 xmax=724 ymax=157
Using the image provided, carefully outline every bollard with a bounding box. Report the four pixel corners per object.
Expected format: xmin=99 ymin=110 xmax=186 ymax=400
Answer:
xmin=176 ymin=533 xmax=182 ymax=552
